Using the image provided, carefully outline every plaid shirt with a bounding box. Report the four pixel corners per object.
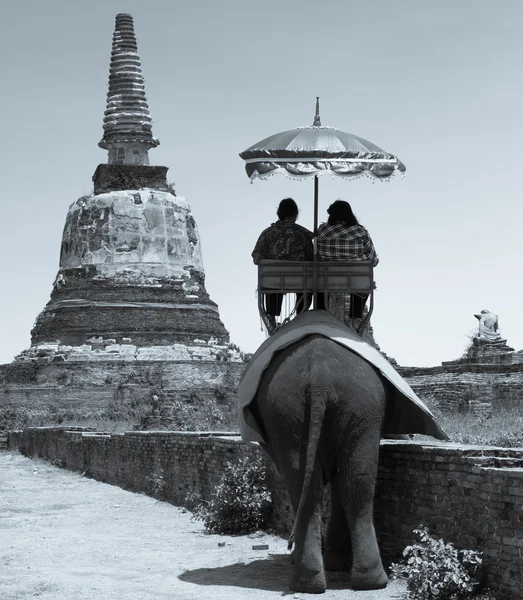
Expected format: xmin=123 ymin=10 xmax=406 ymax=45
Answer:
xmin=252 ymin=221 xmax=314 ymax=264
xmin=317 ymin=222 xmax=379 ymax=266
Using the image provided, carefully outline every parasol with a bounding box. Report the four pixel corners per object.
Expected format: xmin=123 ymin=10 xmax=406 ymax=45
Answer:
xmin=240 ymin=98 xmax=405 ymax=310
xmin=240 ymin=97 xmax=405 ymax=234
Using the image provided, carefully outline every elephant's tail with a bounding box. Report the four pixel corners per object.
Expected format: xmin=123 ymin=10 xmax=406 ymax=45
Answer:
xmin=287 ymin=372 xmax=329 ymax=551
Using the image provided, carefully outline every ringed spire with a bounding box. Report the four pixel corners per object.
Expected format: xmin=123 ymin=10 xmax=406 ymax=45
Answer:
xmin=98 ymin=13 xmax=159 ymax=165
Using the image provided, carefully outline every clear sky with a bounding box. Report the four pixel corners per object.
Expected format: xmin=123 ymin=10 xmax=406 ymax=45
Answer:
xmin=1 ymin=0 xmax=522 ymax=367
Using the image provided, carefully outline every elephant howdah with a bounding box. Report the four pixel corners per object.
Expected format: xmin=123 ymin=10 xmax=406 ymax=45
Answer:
xmin=237 ymin=310 xmax=448 ymax=593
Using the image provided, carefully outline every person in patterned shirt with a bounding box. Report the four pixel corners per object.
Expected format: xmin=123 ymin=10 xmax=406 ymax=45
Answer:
xmin=252 ymin=198 xmax=313 ymax=328
xmin=317 ymin=200 xmax=378 ymax=319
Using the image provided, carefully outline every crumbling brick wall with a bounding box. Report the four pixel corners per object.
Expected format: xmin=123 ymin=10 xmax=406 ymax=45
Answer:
xmin=399 ymin=363 xmax=523 ymax=413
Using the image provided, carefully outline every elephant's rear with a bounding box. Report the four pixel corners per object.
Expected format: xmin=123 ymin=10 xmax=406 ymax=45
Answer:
xmin=255 ymin=334 xmax=387 ymax=477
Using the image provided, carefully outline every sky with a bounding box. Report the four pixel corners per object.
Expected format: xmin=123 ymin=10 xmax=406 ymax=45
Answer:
xmin=1 ymin=0 xmax=522 ymax=367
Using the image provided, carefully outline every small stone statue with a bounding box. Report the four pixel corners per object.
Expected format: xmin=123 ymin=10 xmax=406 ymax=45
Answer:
xmin=474 ymin=309 xmax=505 ymax=344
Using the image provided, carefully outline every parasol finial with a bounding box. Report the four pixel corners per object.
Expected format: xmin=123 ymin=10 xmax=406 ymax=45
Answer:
xmin=312 ymin=97 xmax=322 ymax=127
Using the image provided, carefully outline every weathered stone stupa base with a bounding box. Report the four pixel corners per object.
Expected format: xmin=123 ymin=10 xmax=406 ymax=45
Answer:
xmin=30 ymin=177 xmax=229 ymax=348
xmin=30 ymin=275 xmax=229 ymax=348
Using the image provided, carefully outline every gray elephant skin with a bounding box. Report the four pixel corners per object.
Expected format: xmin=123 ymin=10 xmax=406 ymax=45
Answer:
xmin=249 ymin=332 xmax=444 ymax=594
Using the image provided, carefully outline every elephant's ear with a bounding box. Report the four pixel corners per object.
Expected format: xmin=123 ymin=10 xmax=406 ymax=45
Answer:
xmin=240 ymin=405 xmax=266 ymax=443
xmin=383 ymin=386 xmax=448 ymax=440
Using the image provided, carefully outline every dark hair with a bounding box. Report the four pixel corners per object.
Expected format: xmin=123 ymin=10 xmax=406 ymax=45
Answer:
xmin=277 ymin=198 xmax=298 ymax=220
xmin=327 ymin=200 xmax=359 ymax=227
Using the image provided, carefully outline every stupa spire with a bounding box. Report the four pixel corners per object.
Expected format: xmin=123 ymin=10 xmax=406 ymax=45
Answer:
xmin=98 ymin=13 xmax=159 ymax=165
xmin=312 ymin=96 xmax=322 ymax=127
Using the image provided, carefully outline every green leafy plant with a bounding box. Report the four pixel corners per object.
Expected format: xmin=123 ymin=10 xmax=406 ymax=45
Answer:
xmin=193 ymin=455 xmax=271 ymax=534
xmin=390 ymin=526 xmax=486 ymax=599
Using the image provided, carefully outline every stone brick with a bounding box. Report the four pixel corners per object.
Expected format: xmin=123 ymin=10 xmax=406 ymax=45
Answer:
xmin=399 ymin=363 xmax=523 ymax=413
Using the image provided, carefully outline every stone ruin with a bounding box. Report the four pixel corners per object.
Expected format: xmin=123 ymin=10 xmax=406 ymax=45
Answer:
xmin=401 ymin=309 xmax=523 ymax=417
xmin=31 ymin=12 xmax=228 ymax=350
xmin=0 ymin=13 xmax=245 ymax=427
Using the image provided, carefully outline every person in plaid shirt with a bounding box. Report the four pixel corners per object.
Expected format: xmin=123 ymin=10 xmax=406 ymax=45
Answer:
xmin=252 ymin=198 xmax=313 ymax=329
xmin=317 ymin=200 xmax=378 ymax=319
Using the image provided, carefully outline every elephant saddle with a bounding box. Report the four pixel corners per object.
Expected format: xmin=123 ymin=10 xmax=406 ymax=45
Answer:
xmin=238 ymin=309 xmax=448 ymax=443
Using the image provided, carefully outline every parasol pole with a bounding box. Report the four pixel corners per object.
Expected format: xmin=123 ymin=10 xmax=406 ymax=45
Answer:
xmin=312 ymin=97 xmax=321 ymax=310
xmin=312 ymin=175 xmax=319 ymax=309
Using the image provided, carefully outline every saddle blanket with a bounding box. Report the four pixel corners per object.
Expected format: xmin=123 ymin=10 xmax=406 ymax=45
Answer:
xmin=239 ymin=310 xmax=448 ymax=443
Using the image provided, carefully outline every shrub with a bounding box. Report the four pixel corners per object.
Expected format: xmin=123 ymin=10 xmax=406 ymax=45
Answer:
xmin=145 ymin=471 xmax=165 ymax=499
xmin=215 ymin=349 xmax=230 ymax=362
xmin=460 ymin=329 xmax=478 ymax=359
xmin=1 ymin=361 xmax=42 ymax=383
xmin=0 ymin=407 xmax=34 ymax=431
xmin=487 ymin=432 xmax=523 ymax=448
xmin=414 ymin=399 xmax=523 ymax=448
xmin=193 ymin=455 xmax=271 ymax=535
xmin=166 ymin=393 xmax=237 ymax=431
xmin=390 ymin=526 xmax=485 ymax=599
xmin=183 ymin=491 xmax=203 ymax=513
xmin=241 ymin=352 xmax=253 ymax=363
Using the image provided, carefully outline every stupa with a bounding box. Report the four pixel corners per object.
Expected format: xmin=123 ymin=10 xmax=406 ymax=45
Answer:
xmin=31 ymin=13 xmax=228 ymax=348
xmin=1 ymin=14 xmax=244 ymax=426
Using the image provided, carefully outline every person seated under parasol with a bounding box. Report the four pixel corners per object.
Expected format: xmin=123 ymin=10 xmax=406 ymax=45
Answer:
xmin=316 ymin=200 xmax=379 ymax=319
xmin=252 ymin=198 xmax=313 ymax=330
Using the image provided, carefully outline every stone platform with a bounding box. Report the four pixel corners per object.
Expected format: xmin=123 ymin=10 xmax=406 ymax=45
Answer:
xmin=0 ymin=339 xmax=246 ymax=426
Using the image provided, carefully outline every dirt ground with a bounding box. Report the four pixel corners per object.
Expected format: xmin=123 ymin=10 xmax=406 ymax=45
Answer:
xmin=0 ymin=452 xmax=407 ymax=600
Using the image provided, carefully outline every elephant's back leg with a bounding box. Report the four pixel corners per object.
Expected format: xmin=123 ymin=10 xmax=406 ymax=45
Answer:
xmin=333 ymin=428 xmax=388 ymax=590
xmin=324 ymin=479 xmax=353 ymax=572
xmin=253 ymin=398 xmax=327 ymax=593
xmin=277 ymin=452 xmax=326 ymax=593
xmin=252 ymin=339 xmax=328 ymax=593
xmin=322 ymin=349 xmax=387 ymax=577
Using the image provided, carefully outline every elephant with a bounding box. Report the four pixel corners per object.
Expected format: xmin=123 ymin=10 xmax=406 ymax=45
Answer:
xmin=240 ymin=311 xmax=447 ymax=594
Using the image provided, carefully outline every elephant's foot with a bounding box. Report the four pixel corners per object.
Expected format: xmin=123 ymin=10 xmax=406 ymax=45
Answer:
xmin=290 ymin=567 xmax=326 ymax=594
xmin=350 ymin=565 xmax=388 ymax=590
xmin=323 ymin=552 xmax=352 ymax=572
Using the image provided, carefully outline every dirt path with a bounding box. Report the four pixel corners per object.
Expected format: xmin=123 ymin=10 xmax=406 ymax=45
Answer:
xmin=0 ymin=452 xmax=407 ymax=599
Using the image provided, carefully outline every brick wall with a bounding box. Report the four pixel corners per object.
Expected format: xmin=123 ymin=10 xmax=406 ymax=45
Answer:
xmin=399 ymin=363 xmax=523 ymax=412
xmin=7 ymin=428 xmax=523 ymax=600
xmin=375 ymin=442 xmax=523 ymax=599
